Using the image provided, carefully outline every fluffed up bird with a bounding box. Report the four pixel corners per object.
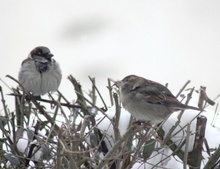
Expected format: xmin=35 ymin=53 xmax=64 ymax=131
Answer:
xmin=115 ymin=75 xmax=201 ymax=124
xmin=18 ymin=46 xmax=62 ymax=96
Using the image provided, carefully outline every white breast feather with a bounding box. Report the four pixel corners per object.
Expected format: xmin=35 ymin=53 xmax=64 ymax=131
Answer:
xmin=18 ymin=59 xmax=62 ymax=96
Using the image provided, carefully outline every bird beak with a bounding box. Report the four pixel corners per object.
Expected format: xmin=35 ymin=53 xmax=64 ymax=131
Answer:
xmin=44 ymin=53 xmax=54 ymax=60
xmin=46 ymin=53 xmax=54 ymax=58
xmin=114 ymin=80 xmax=123 ymax=87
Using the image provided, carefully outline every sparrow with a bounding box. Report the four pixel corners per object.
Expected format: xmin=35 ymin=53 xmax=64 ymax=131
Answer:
xmin=115 ymin=75 xmax=201 ymax=124
xmin=18 ymin=46 xmax=62 ymax=96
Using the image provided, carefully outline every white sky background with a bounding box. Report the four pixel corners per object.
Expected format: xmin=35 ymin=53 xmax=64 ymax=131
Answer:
xmin=0 ymin=1 xmax=220 ymax=111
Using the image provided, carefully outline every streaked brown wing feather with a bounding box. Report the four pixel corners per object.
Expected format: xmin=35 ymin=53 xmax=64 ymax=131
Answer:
xmin=135 ymin=80 xmax=178 ymax=105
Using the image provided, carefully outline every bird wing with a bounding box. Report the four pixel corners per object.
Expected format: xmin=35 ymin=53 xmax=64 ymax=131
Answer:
xmin=134 ymin=80 xmax=178 ymax=105
xmin=127 ymin=76 xmax=200 ymax=111
xmin=21 ymin=58 xmax=32 ymax=65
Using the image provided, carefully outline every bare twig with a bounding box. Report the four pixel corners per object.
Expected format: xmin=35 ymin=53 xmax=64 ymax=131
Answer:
xmin=188 ymin=116 xmax=207 ymax=168
xmin=113 ymin=92 xmax=121 ymax=141
xmin=211 ymin=103 xmax=219 ymax=126
xmin=163 ymin=87 xmax=195 ymax=144
xmin=88 ymin=76 xmax=97 ymax=104
xmin=129 ymin=128 xmax=158 ymax=168
xmin=8 ymin=93 xmax=83 ymax=109
xmin=96 ymin=125 xmax=137 ymax=169
xmin=204 ymin=145 xmax=220 ymax=169
xmin=183 ymin=124 xmax=190 ymax=169
xmin=89 ymin=76 xmax=107 ymax=111
xmin=5 ymin=75 xmax=24 ymax=91
xmin=0 ymin=78 xmax=13 ymax=91
xmin=107 ymin=78 xmax=114 ymax=106
xmin=56 ymin=90 xmax=71 ymax=104
xmin=57 ymin=127 xmax=63 ymax=169
xmin=175 ymin=80 xmax=191 ymax=98
xmin=80 ymin=115 xmax=90 ymax=139
xmin=30 ymin=95 xmax=60 ymax=132
xmin=198 ymin=86 xmax=206 ymax=109
xmin=0 ymin=86 xmax=11 ymax=132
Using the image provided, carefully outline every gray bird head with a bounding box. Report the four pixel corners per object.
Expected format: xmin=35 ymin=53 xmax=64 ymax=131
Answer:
xmin=115 ymin=75 xmax=144 ymax=93
xmin=29 ymin=46 xmax=54 ymax=62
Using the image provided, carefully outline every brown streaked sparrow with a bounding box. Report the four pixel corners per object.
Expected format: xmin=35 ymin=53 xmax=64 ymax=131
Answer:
xmin=18 ymin=46 xmax=62 ymax=96
xmin=115 ymin=75 xmax=201 ymax=124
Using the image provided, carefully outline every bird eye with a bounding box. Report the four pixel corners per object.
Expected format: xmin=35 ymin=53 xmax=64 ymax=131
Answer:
xmin=37 ymin=51 xmax=42 ymax=55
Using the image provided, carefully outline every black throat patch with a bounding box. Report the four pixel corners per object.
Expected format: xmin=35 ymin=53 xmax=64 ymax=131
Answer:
xmin=35 ymin=61 xmax=51 ymax=73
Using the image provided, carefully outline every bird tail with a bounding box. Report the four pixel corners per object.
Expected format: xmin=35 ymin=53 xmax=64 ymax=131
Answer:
xmin=184 ymin=105 xmax=203 ymax=111
xmin=171 ymin=103 xmax=202 ymax=112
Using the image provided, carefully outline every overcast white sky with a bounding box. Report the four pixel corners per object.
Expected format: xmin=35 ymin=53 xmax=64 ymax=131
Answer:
xmin=0 ymin=1 xmax=220 ymax=110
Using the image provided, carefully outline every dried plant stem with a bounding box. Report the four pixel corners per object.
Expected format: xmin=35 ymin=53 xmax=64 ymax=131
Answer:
xmin=68 ymin=75 xmax=97 ymax=128
xmin=56 ymin=90 xmax=70 ymax=104
xmin=2 ymin=74 xmax=216 ymax=168
xmin=188 ymin=116 xmax=207 ymax=169
xmin=0 ymin=86 xmax=11 ymax=132
xmin=198 ymin=86 xmax=206 ymax=109
xmin=113 ymin=92 xmax=121 ymax=141
xmin=157 ymin=127 xmax=184 ymax=158
xmin=57 ymin=126 xmax=79 ymax=169
xmin=203 ymin=145 xmax=220 ymax=169
xmin=175 ymin=80 xmax=191 ymax=98
xmin=120 ymin=122 xmax=135 ymax=169
xmin=8 ymin=93 xmax=83 ymax=109
xmin=0 ymin=78 xmax=13 ymax=91
xmin=172 ymin=109 xmax=204 ymax=140
xmin=96 ymin=125 xmax=137 ymax=169
xmin=89 ymin=76 xmax=107 ymax=111
xmin=183 ymin=123 xmax=190 ymax=169
xmin=0 ymin=86 xmax=8 ymax=117
xmin=80 ymin=115 xmax=90 ymax=139
xmin=30 ymin=96 xmax=60 ymax=132
xmin=57 ymin=128 xmax=62 ymax=169
xmin=107 ymin=78 xmax=114 ymax=106
xmin=88 ymin=76 xmax=97 ymax=104
xmin=163 ymin=87 xmax=195 ymax=144
xmin=52 ymin=94 xmax=61 ymax=121
xmin=68 ymin=75 xmax=86 ymax=106
xmin=54 ymin=99 xmax=69 ymax=123
xmin=211 ymin=103 xmax=218 ymax=126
